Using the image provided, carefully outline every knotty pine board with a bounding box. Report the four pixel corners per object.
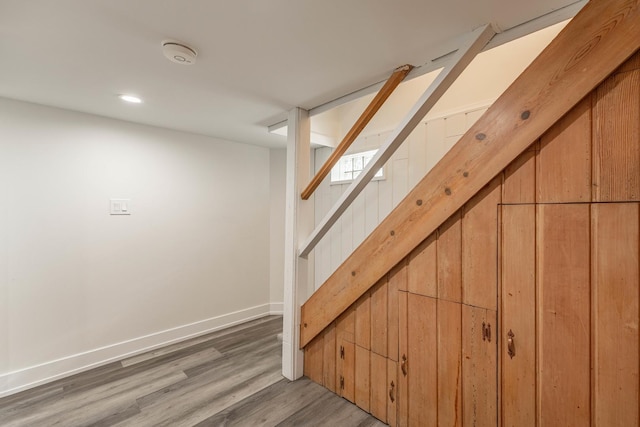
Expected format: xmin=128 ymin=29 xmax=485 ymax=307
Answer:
xmin=537 ymin=204 xmax=591 ymax=426
xmin=591 ymin=203 xmax=639 ymax=425
xmin=501 ymin=204 xmax=536 ymax=427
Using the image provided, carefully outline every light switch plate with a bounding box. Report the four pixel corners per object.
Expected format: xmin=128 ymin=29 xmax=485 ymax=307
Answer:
xmin=110 ymin=198 xmax=131 ymax=215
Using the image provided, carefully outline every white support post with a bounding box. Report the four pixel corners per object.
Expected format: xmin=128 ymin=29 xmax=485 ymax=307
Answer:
xmin=282 ymin=107 xmax=312 ymax=380
xmin=298 ymin=24 xmax=496 ymax=257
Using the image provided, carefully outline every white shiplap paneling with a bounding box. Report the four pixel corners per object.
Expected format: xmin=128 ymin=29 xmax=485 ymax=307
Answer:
xmin=312 ymin=104 xmax=489 ymax=289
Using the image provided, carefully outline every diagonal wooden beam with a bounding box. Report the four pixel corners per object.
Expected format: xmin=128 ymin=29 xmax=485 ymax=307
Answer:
xmin=300 ymin=0 xmax=640 ymax=348
xmin=299 ymin=24 xmax=496 ymax=258
xmin=300 ymin=65 xmax=413 ymax=200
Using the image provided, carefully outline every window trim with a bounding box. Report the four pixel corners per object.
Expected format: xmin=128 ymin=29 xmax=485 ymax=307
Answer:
xmin=329 ymin=149 xmax=386 ymax=185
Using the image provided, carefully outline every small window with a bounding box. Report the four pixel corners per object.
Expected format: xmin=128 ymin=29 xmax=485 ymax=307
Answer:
xmin=330 ymin=149 xmax=384 ymax=184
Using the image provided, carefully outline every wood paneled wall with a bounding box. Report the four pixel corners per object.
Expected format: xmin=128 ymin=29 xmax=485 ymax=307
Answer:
xmin=304 ymin=51 xmax=640 ymax=426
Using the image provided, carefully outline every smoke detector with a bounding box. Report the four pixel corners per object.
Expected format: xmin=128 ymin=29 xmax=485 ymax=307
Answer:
xmin=162 ymin=42 xmax=197 ymax=65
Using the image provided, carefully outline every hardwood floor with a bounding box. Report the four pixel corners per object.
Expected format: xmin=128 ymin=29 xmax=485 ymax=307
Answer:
xmin=0 ymin=316 xmax=386 ymax=426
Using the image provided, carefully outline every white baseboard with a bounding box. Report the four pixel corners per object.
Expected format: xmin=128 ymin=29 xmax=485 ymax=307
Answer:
xmin=269 ymin=302 xmax=283 ymax=315
xmin=0 ymin=303 xmax=278 ymax=398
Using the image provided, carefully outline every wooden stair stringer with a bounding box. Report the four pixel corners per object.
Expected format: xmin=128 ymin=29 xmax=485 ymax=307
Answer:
xmin=300 ymin=0 xmax=640 ymax=348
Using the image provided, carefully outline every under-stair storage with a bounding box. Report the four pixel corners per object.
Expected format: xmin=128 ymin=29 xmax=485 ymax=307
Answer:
xmin=501 ymin=202 xmax=639 ymax=426
xmin=302 ymin=4 xmax=640 ymax=424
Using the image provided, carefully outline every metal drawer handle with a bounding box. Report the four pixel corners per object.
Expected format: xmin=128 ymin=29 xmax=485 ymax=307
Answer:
xmin=507 ymin=330 xmax=516 ymax=359
xmin=389 ymin=381 xmax=396 ymax=403
xmin=482 ymin=322 xmax=492 ymax=342
xmin=401 ymin=354 xmax=408 ymax=376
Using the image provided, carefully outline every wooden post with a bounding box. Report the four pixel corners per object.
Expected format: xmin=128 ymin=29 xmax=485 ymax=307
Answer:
xmin=282 ymin=107 xmax=313 ymax=380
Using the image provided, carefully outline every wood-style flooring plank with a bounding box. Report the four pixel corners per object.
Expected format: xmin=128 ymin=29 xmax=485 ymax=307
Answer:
xmin=273 ymin=386 xmax=387 ymax=427
xmin=194 ymin=378 xmax=325 ymax=426
xmin=0 ymin=315 xmax=385 ymax=426
xmin=3 ymin=365 xmax=187 ymax=427
xmin=121 ymin=329 xmax=228 ymax=367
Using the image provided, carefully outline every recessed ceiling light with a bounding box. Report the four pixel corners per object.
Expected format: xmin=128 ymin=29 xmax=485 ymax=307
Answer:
xmin=118 ymin=94 xmax=143 ymax=104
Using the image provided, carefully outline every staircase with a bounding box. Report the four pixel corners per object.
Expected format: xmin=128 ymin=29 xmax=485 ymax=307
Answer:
xmin=300 ymin=0 xmax=640 ymax=425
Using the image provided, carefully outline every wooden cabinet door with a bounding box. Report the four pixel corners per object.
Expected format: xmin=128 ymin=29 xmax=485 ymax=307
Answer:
xmin=406 ymin=293 xmax=437 ymax=426
xmin=336 ymin=307 xmax=356 ymax=402
xmin=336 ymin=339 xmax=355 ymax=402
xmin=397 ymin=291 xmax=409 ymax=427
xmin=370 ymin=352 xmax=388 ymax=422
xmin=501 ymin=204 xmax=536 ymax=427
xmin=462 ymin=304 xmax=497 ymax=426
xmin=501 ymin=204 xmax=590 ymax=426
xmin=354 ymin=345 xmax=370 ymax=412
xmin=537 ymin=204 xmax=591 ymax=426
xmin=501 ymin=203 xmax=639 ymax=425
xmin=591 ymin=203 xmax=639 ymax=425
xmin=387 ymin=359 xmax=398 ymax=427
xmin=436 ymin=299 xmax=462 ymax=426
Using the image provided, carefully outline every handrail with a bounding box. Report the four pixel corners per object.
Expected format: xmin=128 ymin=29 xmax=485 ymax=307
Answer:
xmin=300 ymin=65 xmax=413 ymax=200
xmin=300 ymin=0 xmax=640 ymax=347
xmin=298 ymin=24 xmax=495 ymax=258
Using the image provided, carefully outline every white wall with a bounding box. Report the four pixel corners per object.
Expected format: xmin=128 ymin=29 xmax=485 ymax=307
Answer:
xmin=0 ymin=97 xmax=273 ymax=396
xmin=312 ymin=21 xmax=567 ymax=288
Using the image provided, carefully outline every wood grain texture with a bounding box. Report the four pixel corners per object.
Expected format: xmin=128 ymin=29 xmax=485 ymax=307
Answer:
xmin=356 ymin=291 xmax=372 ymax=350
xmin=130 ymin=345 xmax=283 ymax=425
xmin=323 ymin=323 xmax=337 ymax=393
xmin=387 ymin=359 xmax=398 ymax=427
xmin=462 ymin=306 xmax=497 ymax=427
xmin=196 ymin=377 xmax=325 ymax=426
xmin=336 ymin=306 xmax=356 ymax=344
xmin=301 ymin=0 xmax=640 ymax=347
xmin=593 ymin=66 xmax=640 ymax=201
xmin=304 ymin=333 xmax=324 ymax=384
xmin=337 ymin=341 xmax=356 ymax=403
xmin=437 ymin=211 xmax=462 ymax=303
xmin=266 ymin=385 xmax=387 ymax=427
xmin=407 ymin=293 xmax=437 ymax=427
xmin=614 ymin=49 xmax=640 ymax=74
xmin=462 ymin=177 xmax=501 ymax=310
xmin=407 ymin=233 xmax=437 ymax=297
xmin=537 ymin=204 xmax=591 ymax=426
xmin=371 ymin=277 xmax=389 ymax=357
xmin=397 ymin=291 xmax=409 ymax=427
xmin=502 ymin=146 xmax=536 ymax=204
xmin=355 ymin=345 xmax=371 ymax=412
xmin=370 ymin=352 xmax=388 ymax=423
xmin=591 ymin=203 xmax=640 ymax=425
xmin=537 ymin=95 xmax=592 ymax=203
xmin=388 ymin=267 xmax=400 ymax=361
xmin=393 ymin=259 xmax=408 ymax=292
xmin=436 ymin=299 xmax=462 ymax=427
xmin=268 ymin=388 xmax=387 ymax=427
xmin=501 ymin=205 xmax=536 ymax=427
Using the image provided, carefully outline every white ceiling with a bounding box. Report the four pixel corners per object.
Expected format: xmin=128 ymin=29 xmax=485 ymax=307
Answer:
xmin=0 ymin=0 xmax=583 ymax=148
